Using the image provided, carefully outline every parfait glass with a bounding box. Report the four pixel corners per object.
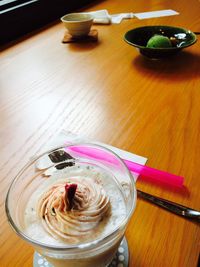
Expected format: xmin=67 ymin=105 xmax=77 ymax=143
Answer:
xmin=5 ymin=143 xmax=137 ymax=267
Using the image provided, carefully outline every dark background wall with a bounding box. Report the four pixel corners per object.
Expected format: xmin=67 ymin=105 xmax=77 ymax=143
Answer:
xmin=1 ymin=0 xmax=98 ymax=45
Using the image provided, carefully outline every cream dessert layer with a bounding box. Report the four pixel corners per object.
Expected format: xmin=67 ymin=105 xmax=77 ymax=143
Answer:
xmin=24 ymin=165 xmax=127 ymax=246
xmin=37 ymin=177 xmax=110 ymax=243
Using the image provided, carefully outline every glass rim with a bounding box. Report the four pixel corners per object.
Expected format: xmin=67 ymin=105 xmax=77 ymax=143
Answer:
xmin=5 ymin=142 xmax=137 ymax=252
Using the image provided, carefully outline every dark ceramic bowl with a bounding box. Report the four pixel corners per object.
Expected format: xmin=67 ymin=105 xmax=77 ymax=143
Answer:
xmin=124 ymin=25 xmax=197 ymax=59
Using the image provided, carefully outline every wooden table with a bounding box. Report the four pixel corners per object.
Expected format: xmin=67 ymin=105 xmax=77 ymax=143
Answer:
xmin=1 ymin=0 xmax=200 ymax=266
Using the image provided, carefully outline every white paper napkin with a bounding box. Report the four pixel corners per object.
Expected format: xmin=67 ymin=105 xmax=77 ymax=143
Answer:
xmin=83 ymin=10 xmax=134 ymax=24
xmin=84 ymin=10 xmax=112 ymax=24
xmin=84 ymin=9 xmax=179 ymax=24
xmin=38 ymin=130 xmax=147 ymax=182
xmin=134 ymin=9 xmax=179 ymax=19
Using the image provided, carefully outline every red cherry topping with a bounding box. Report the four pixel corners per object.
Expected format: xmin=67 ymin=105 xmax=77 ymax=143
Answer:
xmin=65 ymin=183 xmax=77 ymax=210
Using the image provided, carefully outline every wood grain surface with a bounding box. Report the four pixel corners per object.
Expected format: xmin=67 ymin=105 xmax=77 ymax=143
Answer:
xmin=1 ymin=0 xmax=200 ymax=266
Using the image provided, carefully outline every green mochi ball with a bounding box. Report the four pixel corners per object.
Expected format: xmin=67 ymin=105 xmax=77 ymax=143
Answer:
xmin=146 ymin=35 xmax=172 ymax=48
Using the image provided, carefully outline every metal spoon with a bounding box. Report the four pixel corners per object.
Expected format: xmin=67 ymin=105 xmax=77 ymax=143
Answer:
xmin=169 ymin=31 xmax=199 ymax=47
xmin=137 ymin=190 xmax=200 ymax=222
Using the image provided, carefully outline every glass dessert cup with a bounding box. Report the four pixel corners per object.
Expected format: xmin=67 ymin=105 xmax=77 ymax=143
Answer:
xmin=5 ymin=143 xmax=137 ymax=267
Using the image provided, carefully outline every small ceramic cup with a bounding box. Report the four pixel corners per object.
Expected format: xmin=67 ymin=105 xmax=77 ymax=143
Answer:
xmin=61 ymin=13 xmax=94 ymax=37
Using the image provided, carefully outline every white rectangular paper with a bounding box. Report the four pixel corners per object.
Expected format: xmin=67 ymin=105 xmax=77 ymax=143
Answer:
xmin=134 ymin=9 xmax=179 ymax=20
xmin=40 ymin=130 xmax=148 ymax=182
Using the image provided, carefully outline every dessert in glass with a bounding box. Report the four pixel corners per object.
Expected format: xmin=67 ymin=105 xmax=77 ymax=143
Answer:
xmin=5 ymin=143 xmax=137 ymax=267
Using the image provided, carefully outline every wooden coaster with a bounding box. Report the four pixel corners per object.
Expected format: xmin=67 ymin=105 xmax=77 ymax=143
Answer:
xmin=62 ymin=29 xmax=98 ymax=43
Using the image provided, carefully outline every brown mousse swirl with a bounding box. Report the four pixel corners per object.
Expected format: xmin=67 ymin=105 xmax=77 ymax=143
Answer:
xmin=37 ymin=177 xmax=110 ymax=242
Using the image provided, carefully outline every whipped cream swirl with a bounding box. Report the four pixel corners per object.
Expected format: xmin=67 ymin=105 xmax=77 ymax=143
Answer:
xmin=37 ymin=177 xmax=110 ymax=242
